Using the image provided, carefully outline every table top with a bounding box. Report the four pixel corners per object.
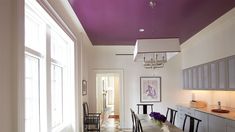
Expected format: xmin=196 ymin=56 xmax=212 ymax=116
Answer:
xmin=137 ymin=104 xmax=153 ymax=106
xmin=137 ymin=114 xmax=183 ymax=132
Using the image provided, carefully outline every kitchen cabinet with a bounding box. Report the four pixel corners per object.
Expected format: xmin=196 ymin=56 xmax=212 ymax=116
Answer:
xmin=198 ymin=66 xmax=203 ymax=89
xmin=188 ymin=68 xmax=193 ymax=89
xmin=183 ymin=69 xmax=189 ymax=89
xmin=176 ymin=106 xmax=194 ymax=130
xmin=218 ymin=59 xmax=228 ymax=89
xmin=203 ymin=64 xmax=210 ymax=89
xmin=192 ymin=67 xmax=198 ymax=89
xmin=210 ymin=62 xmax=218 ymax=89
xmin=228 ymin=56 xmax=235 ymax=90
xmin=194 ymin=111 xmax=208 ymax=132
xmin=177 ymin=105 xmax=235 ymax=132
xmin=208 ymin=115 xmax=227 ymax=132
xmin=182 ymin=55 xmax=235 ymax=90
xmin=227 ymin=119 xmax=235 ymax=132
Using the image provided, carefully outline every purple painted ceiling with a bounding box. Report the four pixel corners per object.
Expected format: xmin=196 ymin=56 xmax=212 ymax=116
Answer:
xmin=69 ymin=0 xmax=235 ymax=45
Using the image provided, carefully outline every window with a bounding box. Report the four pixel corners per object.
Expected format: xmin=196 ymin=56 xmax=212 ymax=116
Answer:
xmin=25 ymin=55 xmax=40 ymax=132
xmin=51 ymin=64 xmax=63 ymax=128
xmin=24 ymin=0 xmax=75 ymax=131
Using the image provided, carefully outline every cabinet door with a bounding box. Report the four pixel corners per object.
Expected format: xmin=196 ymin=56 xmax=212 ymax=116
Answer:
xmin=228 ymin=56 xmax=235 ymax=89
xmin=192 ymin=67 xmax=198 ymax=89
xmin=203 ymin=64 xmax=210 ymax=89
xmin=188 ymin=68 xmax=193 ymax=88
xmin=198 ymin=66 xmax=203 ymax=89
xmin=218 ymin=59 xmax=228 ymax=89
xmin=176 ymin=106 xmax=185 ymax=128
xmin=177 ymin=106 xmax=194 ymax=131
xmin=210 ymin=62 xmax=218 ymax=89
xmin=195 ymin=111 xmax=208 ymax=132
xmin=208 ymin=115 xmax=226 ymax=132
xmin=183 ymin=69 xmax=189 ymax=89
xmin=227 ymin=119 xmax=235 ymax=132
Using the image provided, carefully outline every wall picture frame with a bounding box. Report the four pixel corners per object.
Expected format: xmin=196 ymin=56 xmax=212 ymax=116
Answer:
xmin=82 ymin=80 xmax=87 ymax=96
xmin=140 ymin=76 xmax=161 ymax=102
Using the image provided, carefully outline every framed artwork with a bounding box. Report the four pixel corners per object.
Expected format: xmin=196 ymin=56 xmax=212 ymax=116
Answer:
xmin=82 ymin=80 xmax=87 ymax=96
xmin=140 ymin=76 xmax=161 ymax=102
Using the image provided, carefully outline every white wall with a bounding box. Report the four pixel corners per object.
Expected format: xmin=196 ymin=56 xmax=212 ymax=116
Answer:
xmin=181 ymin=7 xmax=235 ymax=107
xmin=0 ymin=0 xmax=20 ymax=131
xmin=87 ymin=46 xmax=191 ymax=128
xmin=0 ymin=1 xmax=13 ymax=131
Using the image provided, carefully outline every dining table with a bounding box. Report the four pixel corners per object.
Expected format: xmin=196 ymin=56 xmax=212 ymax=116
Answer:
xmin=137 ymin=114 xmax=183 ymax=132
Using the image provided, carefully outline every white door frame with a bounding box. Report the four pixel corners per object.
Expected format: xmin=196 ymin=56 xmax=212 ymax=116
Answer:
xmin=93 ymin=69 xmax=125 ymax=128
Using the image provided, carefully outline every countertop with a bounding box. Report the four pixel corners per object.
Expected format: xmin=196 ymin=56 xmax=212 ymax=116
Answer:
xmin=177 ymin=104 xmax=235 ymax=121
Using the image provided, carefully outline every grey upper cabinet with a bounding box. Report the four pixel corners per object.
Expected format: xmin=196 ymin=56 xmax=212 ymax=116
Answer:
xmin=218 ymin=59 xmax=228 ymax=89
xmin=188 ymin=68 xmax=193 ymax=89
xmin=198 ymin=66 xmax=203 ymax=89
xmin=184 ymin=69 xmax=189 ymax=89
xmin=182 ymin=55 xmax=235 ymax=90
xmin=203 ymin=64 xmax=210 ymax=89
xmin=228 ymin=56 xmax=235 ymax=89
xmin=192 ymin=67 xmax=198 ymax=89
xmin=210 ymin=62 xmax=218 ymax=89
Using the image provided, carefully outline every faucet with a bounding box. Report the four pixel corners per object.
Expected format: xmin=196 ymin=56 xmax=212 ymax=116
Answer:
xmin=218 ymin=101 xmax=221 ymax=110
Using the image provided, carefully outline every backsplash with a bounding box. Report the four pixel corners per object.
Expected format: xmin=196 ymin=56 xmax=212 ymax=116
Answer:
xmin=189 ymin=90 xmax=235 ymax=108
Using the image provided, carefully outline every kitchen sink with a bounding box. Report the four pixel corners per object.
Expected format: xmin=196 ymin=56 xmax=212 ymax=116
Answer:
xmin=211 ymin=109 xmax=230 ymax=113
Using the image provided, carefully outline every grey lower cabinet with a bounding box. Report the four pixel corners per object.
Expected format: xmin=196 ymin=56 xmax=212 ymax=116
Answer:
xmin=227 ymin=119 xmax=235 ymax=132
xmin=177 ymin=106 xmax=235 ymax=132
xmin=208 ymin=115 xmax=227 ymax=132
xmin=183 ymin=55 xmax=235 ymax=90
xmin=194 ymin=111 xmax=208 ymax=132
xmin=175 ymin=106 xmax=194 ymax=131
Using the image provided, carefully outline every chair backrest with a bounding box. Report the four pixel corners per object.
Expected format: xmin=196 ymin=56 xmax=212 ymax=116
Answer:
xmin=83 ymin=102 xmax=89 ymax=116
xmin=182 ymin=114 xmax=202 ymax=132
xmin=135 ymin=114 xmax=143 ymax=132
xmin=137 ymin=104 xmax=153 ymax=114
xmin=130 ymin=109 xmax=137 ymax=132
xmin=166 ymin=107 xmax=178 ymax=125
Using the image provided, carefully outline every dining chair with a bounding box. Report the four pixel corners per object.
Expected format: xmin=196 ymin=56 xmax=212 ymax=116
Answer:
xmin=130 ymin=109 xmax=137 ymax=132
xmin=135 ymin=114 xmax=143 ymax=132
xmin=83 ymin=102 xmax=101 ymax=132
xmin=137 ymin=104 xmax=153 ymax=114
xmin=166 ymin=107 xmax=178 ymax=125
xmin=182 ymin=114 xmax=202 ymax=132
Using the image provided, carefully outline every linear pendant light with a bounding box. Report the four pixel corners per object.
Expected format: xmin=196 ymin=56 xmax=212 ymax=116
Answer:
xmin=133 ymin=38 xmax=180 ymax=68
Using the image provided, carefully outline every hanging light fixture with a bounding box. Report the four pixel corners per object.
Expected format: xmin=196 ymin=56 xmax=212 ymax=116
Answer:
xmin=133 ymin=38 xmax=180 ymax=69
xmin=149 ymin=0 xmax=157 ymax=8
xmin=143 ymin=53 xmax=167 ymax=69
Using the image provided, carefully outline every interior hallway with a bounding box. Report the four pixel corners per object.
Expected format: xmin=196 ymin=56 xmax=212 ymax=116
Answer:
xmin=101 ymin=106 xmax=131 ymax=132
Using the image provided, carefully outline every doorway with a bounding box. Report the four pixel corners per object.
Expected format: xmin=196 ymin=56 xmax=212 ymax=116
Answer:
xmin=94 ymin=69 xmax=124 ymax=130
xmin=96 ymin=73 xmax=120 ymax=114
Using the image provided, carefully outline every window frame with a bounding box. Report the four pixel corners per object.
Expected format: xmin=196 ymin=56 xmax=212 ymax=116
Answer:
xmin=24 ymin=0 xmax=77 ymax=131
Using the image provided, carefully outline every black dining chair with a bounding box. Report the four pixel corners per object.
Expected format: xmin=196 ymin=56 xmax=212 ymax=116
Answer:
xmin=182 ymin=114 xmax=202 ymax=132
xmin=130 ymin=109 xmax=137 ymax=132
xmin=166 ymin=107 xmax=178 ymax=125
xmin=135 ymin=114 xmax=143 ymax=132
xmin=137 ymin=104 xmax=153 ymax=114
xmin=83 ymin=102 xmax=101 ymax=132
